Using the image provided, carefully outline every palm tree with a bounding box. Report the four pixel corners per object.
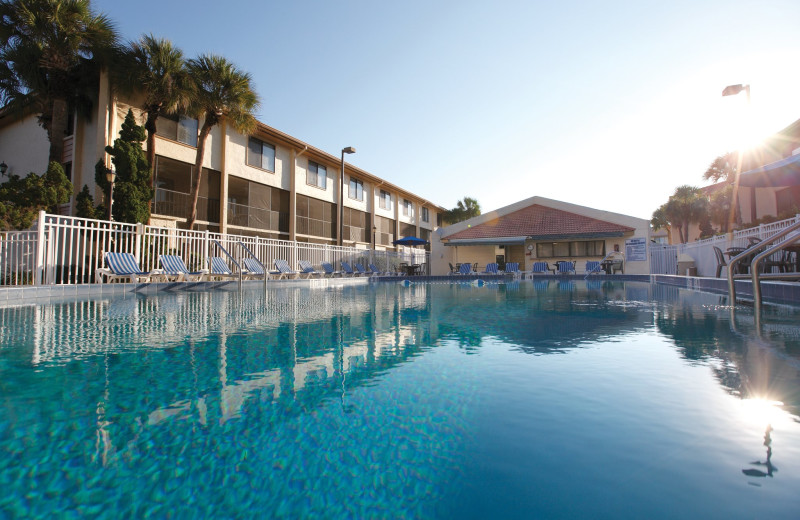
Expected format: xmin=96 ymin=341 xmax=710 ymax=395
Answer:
xmin=652 ymin=185 xmax=709 ymax=243
xmin=184 ymin=54 xmax=258 ymax=229
xmin=0 ymin=0 xmax=118 ymax=164
xmin=113 ymin=35 xmax=191 ymax=190
xmin=703 ymin=152 xmax=738 ymax=183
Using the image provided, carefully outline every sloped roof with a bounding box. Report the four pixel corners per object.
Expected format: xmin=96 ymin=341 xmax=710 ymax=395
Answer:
xmin=445 ymin=204 xmax=635 ymax=241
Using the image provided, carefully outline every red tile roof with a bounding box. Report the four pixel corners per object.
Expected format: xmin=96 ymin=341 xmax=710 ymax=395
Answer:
xmin=445 ymin=204 xmax=635 ymax=241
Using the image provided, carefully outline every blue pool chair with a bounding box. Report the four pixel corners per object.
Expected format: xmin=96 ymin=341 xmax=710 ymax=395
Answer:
xmin=321 ymin=262 xmax=342 ymax=277
xmin=354 ymin=263 xmax=369 ymax=276
xmin=368 ymin=263 xmax=385 ymax=276
xmin=159 ymin=254 xmax=207 ymax=282
xmin=531 ymin=262 xmax=552 ymax=275
xmin=556 ymin=261 xmax=576 ymax=275
xmin=459 ymin=263 xmax=473 ymax=275
xmin=585 ymin=261 xmax=602 ymax=275
xmin=482 ymin=262 xmax=499 ymax=274
xmin=242 ymin=258 xmax=269 ymax=279
xmin=273 ymin=259 xmax=299 ymax=279
xmin=341 ymin=261 xmax=358 ymax=276
xmin=298 ymin=260 xmax=323 ymax=278
xmin=504 ymin=262 xmax=520 ymax=276
xmin=96 ymin=252 xmax=159 ymax=284
xmin=207 ymin=257 xmax=242 ymax=281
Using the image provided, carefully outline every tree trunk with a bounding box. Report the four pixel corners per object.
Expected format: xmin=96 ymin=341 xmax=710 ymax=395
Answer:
xmin=186 ymin=121 xmax=213 ymax=230
xmin=145 ymin=112 xmax=158 ymax=213
xmin=47 ymin=97 xmax=70 ymax=165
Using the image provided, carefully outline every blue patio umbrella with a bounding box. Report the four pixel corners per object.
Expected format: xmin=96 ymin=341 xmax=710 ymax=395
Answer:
xmin=392 ymin=236 xmax=428 ymax=246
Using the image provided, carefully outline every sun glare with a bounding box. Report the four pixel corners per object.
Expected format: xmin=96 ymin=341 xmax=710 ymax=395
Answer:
xmin=739 ymin=397 xmax=786 ymax=428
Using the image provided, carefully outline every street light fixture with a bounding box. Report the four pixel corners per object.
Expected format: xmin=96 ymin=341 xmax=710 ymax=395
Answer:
xmin=106 ymin=168 xmax=116 ymax=221
xmin=339 ymin=146 xmax=356 ymax=246
xmin=721 ymin=83 xmax=752 ymax=229
xmin=372 ymin=225 xmax=377 ymax=249
xmin=0 ymin=162 xmax=8 ymax=177
xmin=722 ymin=84 xmax=750 ymax=101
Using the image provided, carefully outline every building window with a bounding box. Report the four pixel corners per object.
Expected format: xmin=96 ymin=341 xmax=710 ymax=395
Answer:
xmin=296 ymin=194 xmax=336 ymax=240
xmin=153 ymin=155 xmax=220 ymax=222
xmin=306 ymin=161 xmax=327 ymax=189
xmin=421 ymin=207 xmax=429 ymax=223
xmin=342 ymin=207 xmax=370 ymax=243
xmin=156 ymin=114 xmax=198 ymax=147
xmin=379 ymin=190 xmax=392 ymax=210
xmin=375 ymin=215 xmax=395 ymax=246
xmin=349 ymin=178 xmax=364 ymax=201
xmin=227 ymin=176 xmax=289 ymax=234
xmin=402 ymin=199 xmax=413 ymax=217
xmin=536 ymin=240 xmax=605 ymax=258
xmin=247 ymin=137 xmax=276 ymax=172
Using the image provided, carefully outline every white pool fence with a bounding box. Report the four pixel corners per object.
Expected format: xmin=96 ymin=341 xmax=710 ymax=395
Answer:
xmin=649 ymin=214 xmax=800 ymax=277
xmin=0 ymin=211 xmax=430 ymax=286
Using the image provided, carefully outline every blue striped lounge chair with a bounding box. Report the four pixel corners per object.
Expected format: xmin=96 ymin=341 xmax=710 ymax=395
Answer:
xmin=556 ymin=261 xmax=576 ymax=275
xmin=340 ymin=261 xmax=358 ymax=277
xmin=298 ymin=260 xmax=323 ymax=278
xmin=159 ymin=254 xmax=207 ymax=282
xmin=207 ymin=256 xmax=241 ymax=281
xmin=504 ymin=262 xmax=520 ymax=276
xmin=96 ymin=252 xmax=158 ymax=284
xmin=368 ymin=263 xmax=386 ymax=276
xmin=585 ymin=261 xmax=602 ymax=275
xmin=321 ymin=262 xmax=342 ymax=277
xmin=242 ymin=258 xmax=269 ymax=279
xmin=273 ymin=259 xmax=299 ymax=279
xmin=482 ymin=262 xmax=499 ymax=274
xmin=354 ymin=263 xmax=369 ymax=276
xmin=531 ymin=262 xmax=552 ymax=275
xmin=459 ymin=263 xmax=473 ymax=275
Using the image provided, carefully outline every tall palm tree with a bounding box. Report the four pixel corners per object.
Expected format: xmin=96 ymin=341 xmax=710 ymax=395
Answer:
xmin=114 ymin=35 xmax=191 ymax=190
xmin=184 ymin=54 xmax=259 ymax=230
xmin=0 ymin=0 xmax=117 ymax=164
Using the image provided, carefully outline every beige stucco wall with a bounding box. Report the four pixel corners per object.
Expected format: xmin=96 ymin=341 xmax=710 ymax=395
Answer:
xmin=0 ymin=116 xmax=50 ymax=179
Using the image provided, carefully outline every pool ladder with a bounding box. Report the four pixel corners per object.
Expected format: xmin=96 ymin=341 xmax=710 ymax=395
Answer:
xmin=727 ymin=220 xmax=800 ymax=311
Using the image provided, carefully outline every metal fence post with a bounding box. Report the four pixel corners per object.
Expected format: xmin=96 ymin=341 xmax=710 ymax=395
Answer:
xmin=34 ymin=210 xmax=46 ymax=285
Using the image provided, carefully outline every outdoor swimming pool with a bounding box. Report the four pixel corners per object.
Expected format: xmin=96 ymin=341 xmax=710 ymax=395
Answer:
xmin=1 ymin=280 xmax=799 ymax=518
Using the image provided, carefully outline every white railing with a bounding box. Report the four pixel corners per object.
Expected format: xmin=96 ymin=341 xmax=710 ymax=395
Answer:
xmin=0 ymin=211 xmax=430 ymax=285
xmin=649 ymin=214 xmax=800 ymax=277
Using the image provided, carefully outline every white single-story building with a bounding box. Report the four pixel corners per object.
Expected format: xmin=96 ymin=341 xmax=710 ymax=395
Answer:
xmin=431 ymin=196 xmax=651 ymax=275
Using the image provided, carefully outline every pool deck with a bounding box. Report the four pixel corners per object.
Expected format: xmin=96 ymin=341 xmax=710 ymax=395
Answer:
xmin=0 ymin=274 xmax=798 ymax=307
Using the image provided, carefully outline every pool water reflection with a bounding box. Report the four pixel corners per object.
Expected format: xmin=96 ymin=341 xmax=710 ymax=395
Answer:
xmin=0 ymin=281 xmax=799 ymax=518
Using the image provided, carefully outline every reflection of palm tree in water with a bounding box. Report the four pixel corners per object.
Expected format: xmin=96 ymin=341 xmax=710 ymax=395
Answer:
xmin=742 ymin=424 xmax=778 ymax=478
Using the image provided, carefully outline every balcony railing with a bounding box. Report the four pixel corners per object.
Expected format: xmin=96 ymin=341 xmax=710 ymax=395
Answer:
xmin=296 ymin=216 xmax=335 ymax=239
xmin=227 ymin=202 xmax=289 ymax=233
xmin=154 ymin=188 xmax=220 ymax=223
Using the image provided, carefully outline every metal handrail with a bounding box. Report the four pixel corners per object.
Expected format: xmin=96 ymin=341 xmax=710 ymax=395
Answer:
xmin=212 ymin=240 xmax=242 ymax=288
xmin=237 ymin=241 xmax=268 ymax=291
xmin=727 ymin=220 xmax=800 ymax=306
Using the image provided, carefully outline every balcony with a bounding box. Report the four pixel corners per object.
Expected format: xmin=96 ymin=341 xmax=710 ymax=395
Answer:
xmin=227 ymin=202 xmax=289 ymax=232
xmin=154 ymin=188 xmax=220 ymax=223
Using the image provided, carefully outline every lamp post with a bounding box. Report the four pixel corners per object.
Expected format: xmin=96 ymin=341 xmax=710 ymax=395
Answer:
xmin=106 ymin=169 xmax=116 ymax=221
xmin=722 ymin=83 xmax=752 ymax=230
xmin=339 ymin=146 xmax=356 ymax=246
xmin=0 ymin=162 xmax=8 ymax=177
xmin=372 ymin=225 xmax=377 ymax=248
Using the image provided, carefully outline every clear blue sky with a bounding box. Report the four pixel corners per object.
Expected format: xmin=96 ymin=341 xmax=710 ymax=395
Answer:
xmin=93 ymin=0 xmax=800 ymax=219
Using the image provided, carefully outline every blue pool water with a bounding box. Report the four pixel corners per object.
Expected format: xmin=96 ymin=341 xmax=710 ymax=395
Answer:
xmin=1 ymin=281 xmax=799 ymax=518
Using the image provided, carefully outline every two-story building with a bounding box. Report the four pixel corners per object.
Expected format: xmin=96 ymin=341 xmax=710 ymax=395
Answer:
xmin=0 ymin=72 xmax=444 ymax=250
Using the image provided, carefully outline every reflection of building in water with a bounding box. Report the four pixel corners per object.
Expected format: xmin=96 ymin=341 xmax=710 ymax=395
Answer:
xmin=0 ymin=284 xmax=434 ymax=458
